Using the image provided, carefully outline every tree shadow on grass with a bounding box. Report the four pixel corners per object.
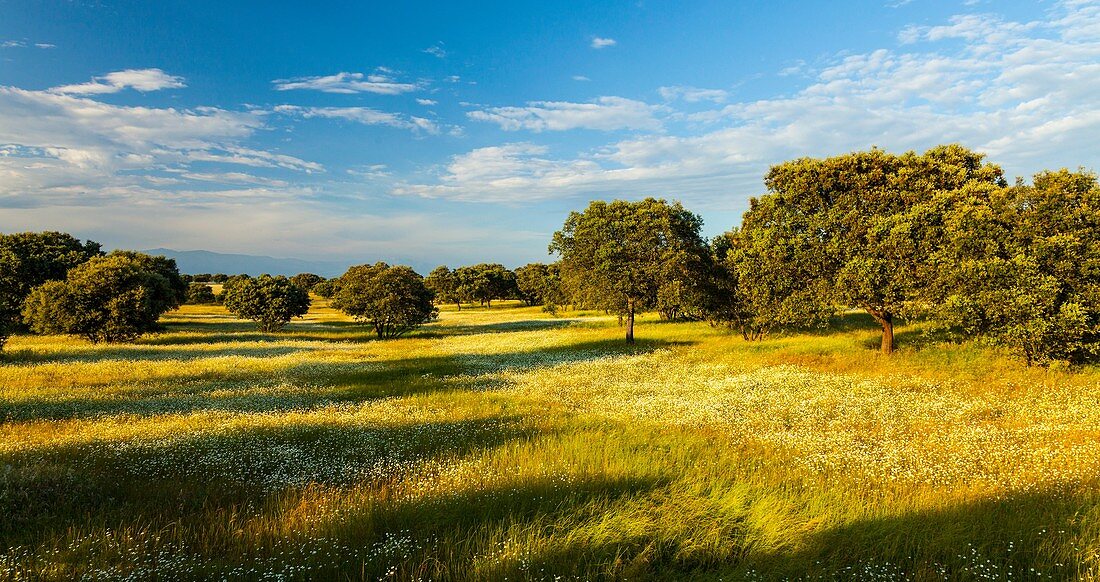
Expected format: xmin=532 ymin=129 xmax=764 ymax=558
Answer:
xmin=418 ymin=318 xmax=582 ymax=338
xmin=862 ymin=325 xmax=959 ymax=353
xmin=0 ymin=414 xmax=676 ymax=580
xmin=709 ymin=489 xmax=1092 ymax=581
xmin=0 ymin=338 xmax=689 ymax=424
xmin=1 ymin=344 xmax=309 ymax=365
xmin=0 ymin=416 xmax=536 ymax=545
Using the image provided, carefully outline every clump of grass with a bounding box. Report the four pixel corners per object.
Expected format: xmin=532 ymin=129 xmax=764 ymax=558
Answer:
xmin=1 ymin=302 xmax=1098 ymax=580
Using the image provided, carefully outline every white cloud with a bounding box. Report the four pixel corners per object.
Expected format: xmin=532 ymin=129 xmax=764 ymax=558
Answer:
xmin=423 ymin=44 xmax=446 ymax=58
xmin=182 ymin=146 xmax=321 ymax=172
xmin=591 ymin=37 xmax=617 ymax=49
xmin=272 ymin=71 xmax=419 ymax=95
xmin=177 ymin=171 xmax=289 ymax=188
xmin=51 ymin=69 xmax=186 ymax=95
xmin=274 ymin=105 xmax=441 ymax=134
xmin=778 ymin=60 xmax=808 ymax=77
xmin=347 ymin=164 xmax=390 ymax=179
xmin=393 ymin=143 xmax=606 ymax=202
xmin=416 ymin=98 xmax=438 ymax=105
xmin=396 ymin=1 xmax=1100 ymax=206
xmin=658 ymin=85 xmax=728 ymax=103
xmin=1 ymin=40 xmax=54 ymax=49
xmin=572 ymin=75 xmax=591 ymax=82
xmin=0 ymin=85 xmax=323 ymax=209
xmin=467 ymin=97 xmax=662 ymax=132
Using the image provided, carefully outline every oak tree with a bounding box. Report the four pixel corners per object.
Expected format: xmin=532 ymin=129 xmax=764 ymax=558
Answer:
xmin=550 ymin=198 xmax=708 ymax=343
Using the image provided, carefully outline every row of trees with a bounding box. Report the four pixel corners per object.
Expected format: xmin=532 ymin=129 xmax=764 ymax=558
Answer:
xmin=3 ymin=145 xmax=1094 ymax=364
xmin=215 ymin=263 xmax=437 ymax=338
xmin=421 ymin=263 xmax=567 ymax=311
xmin=547 ymin=145 xmax=1099 ymax=366
xmin=0 ymin=234 xmax=436 ymax=346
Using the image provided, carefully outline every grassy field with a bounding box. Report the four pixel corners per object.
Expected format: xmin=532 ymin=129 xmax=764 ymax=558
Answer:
xmin=2 ymin=300 xmax=1099 ymax=580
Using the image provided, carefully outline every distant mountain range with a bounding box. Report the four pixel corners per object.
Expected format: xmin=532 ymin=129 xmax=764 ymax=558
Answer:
xmin=141 ymin=248 xmax=351 ymax=278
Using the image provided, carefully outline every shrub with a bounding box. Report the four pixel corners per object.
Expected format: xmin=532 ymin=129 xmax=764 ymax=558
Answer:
xmin=331 ymin=263 xmax=437 ymax=339
xmin=222 ymin=275 xmax=311 ymax=332
xmin=290 ymin=273 xmax=325 ymax=292
xmin=186 ymin=282 xmax=217 ymax=304
xmin=312 ymin=279 xmax=338 ymax=299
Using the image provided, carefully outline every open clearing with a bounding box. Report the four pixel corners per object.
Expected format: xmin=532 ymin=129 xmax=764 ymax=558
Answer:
xmin=2 ymin=301 xmax=1099 ymax=580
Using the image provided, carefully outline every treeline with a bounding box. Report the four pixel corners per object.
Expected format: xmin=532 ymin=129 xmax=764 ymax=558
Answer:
xmin=418 ymin=263 xmax=564 ymax=311
xmin=2 ymin=144 xmax=1095 ymax=365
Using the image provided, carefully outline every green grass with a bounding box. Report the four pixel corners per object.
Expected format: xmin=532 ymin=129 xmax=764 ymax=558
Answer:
xmin=1 ymin=300 xmax=1099 ymax=580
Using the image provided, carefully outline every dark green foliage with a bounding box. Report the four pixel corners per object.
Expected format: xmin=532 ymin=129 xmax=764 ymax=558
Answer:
xmin=425 ymin=266 xmax=462 ymax=309
xmin=22 ymin=253 xmax=179 ymax=343
xmin=210 ymin=274 xmax=229 ymax=283
xmin=751 ymin=145 xmax=1005 ymax=353
xmin=222 ymin=275 xmax=311 ymax=332
xmin=215 ymin=274 xmax=251 ymax=304
xmin=550 ymin=198 xmax=709 ymax=343
xmin=514 ymin=263 xmax=565 ymax=308
xmin=330 ymin=263 xmax=438 ymax=338
xmin=312 ymin=279 xmax=338 ymax=299
xmin=186 ymin=282 xmax=217 ymax=304
xmin=932 ymin=169 xmax=1100 ymax=365
xmin=289 ymin=273 xmax=325 ymax=292
xmin=0 ymin=231 xmax=102 ymax=350
xmin=703 ymin=229 xmax=832 ymax=340
xmin=107 ymin=251 xmax=187 ymax=308
xmin=453 ymin=264 xmax=518 ymax=308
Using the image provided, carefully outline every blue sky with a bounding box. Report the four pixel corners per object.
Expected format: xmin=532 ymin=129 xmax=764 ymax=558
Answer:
xmin=1 ymin=0 xmax=1097 ymax=273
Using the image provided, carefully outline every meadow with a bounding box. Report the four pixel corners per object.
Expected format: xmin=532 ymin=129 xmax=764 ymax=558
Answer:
xmin=1 ymin=299 xmax=1099 ymax=581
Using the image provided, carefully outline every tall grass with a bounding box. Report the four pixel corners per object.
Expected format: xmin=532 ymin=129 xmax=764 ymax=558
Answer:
xmin=1 ymin=301 xmax=1098 ymax=580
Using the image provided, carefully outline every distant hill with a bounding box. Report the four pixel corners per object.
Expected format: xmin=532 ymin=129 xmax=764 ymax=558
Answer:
xmin=141 ymin=248 xmax=350 ymax=278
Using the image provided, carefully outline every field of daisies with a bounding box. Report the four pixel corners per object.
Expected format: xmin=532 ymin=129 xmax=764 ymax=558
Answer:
xmin=2 ymin=300 xmax=1099 ymax=580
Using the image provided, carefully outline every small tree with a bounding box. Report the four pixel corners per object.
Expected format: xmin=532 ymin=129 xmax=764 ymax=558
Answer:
xmin=186 ymin=282 xmax=217 ymax=304
xmin=215 ymin=274 xmax=250 ymax=304
xmin=290 ymin=273 xmax=325 ymax=292
xmin=550 ymin=198 xmax=709 ymax=343
xmin=425 ymin=266 xmax=463 ymax=309
xmin=454 ymin=264 xmax=516 ymax=308
xmin=703 ymin=228 xmax=833 ymax=340
xmin=22 ymin=253 xmax=179 ymax=343
xmin=223 ymin=275 xmax=311 ymax=332
xmin=514 ymin=263 xmax=550 ymax=306
xmin=331 ymin=263 xmax=437 ymax=339
xmin=312 ymin=279 xmax=338 ymax=299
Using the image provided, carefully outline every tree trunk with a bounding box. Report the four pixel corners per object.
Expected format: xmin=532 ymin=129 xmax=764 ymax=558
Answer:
xmin=880 ymin=315 xmax=894 ymax=354
xmin=625 ymin=300 xmax=635 ymax=344
xmin=866 ymin=308 xmax=895 ymax=354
